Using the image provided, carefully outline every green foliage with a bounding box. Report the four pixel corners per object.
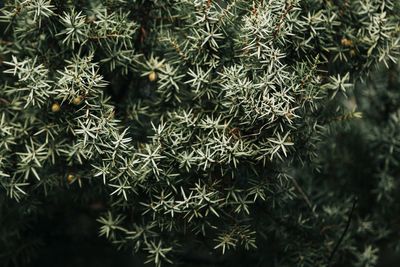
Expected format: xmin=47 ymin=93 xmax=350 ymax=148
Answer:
xmin=0 ymin=0 xmax=399 ymax=266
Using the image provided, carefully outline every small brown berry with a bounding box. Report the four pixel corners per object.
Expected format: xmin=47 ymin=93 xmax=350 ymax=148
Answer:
xmin=341 ymin=38 xmax=353 ymax=47
xmin=285 ymin=112 xmax=294 ymax=119
xmin=67 ymin=174 xmax=75 ymax=183
xmin=72 ymin=96 xmax=83 ymax=105
xmin=148 ymin=71 xmax=157 ymax=82
xmin=51 ymin=102 xmax=61 ymax=112
xmin=229 ymin=127 xmax=241 ymax=139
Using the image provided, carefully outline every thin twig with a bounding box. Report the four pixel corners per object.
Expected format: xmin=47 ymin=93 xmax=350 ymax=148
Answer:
xmin=273 ymin=1 xmax=294 ymax=39
xmin=291 ymin=177 xmax=316 ymax=216
xmin=328 ymin=197 xmax=358 ymax=266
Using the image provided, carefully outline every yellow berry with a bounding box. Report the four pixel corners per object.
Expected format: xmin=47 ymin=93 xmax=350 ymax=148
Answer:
xmin=341 ymin=38 xmax=353 ymax=47
xmin=67 ymin=174 xmax=75 ymax=183
xmin=51 ymin=102 xmax=61 ymax=112
xmin=148 ymin=71 xmax=157 ymax=82
xmin=72 ymin=96 xmax=83 ymax=105
xmin=350 ymin=49 xmax=356 ymax=57
xmin=285 ymin=112 xmax=294 ymax=119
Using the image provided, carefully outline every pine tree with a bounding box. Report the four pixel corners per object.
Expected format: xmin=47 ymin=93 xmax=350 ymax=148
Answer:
xmin=0 ymin=1 xmax=399 ymax=266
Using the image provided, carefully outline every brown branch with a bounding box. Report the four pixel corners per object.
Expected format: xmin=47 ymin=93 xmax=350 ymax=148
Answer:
xmin=273 ymin=1 xmax=294 ymax=39
xmin=0 ymin=98 xmax=10 ymax=105
xmin=327 ymin=197 xmax=358 ymax=266
xmin=0 ymin=39 xmax=13 ymax=45
xmin=290 ymin=177 xmax=315 ymax=216
xmin=88 ymin=33 xmax=127 ymax=40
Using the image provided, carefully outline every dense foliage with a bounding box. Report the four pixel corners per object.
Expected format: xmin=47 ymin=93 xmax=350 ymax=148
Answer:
xmin=0 ymin=1 xmax=399 ymax=266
